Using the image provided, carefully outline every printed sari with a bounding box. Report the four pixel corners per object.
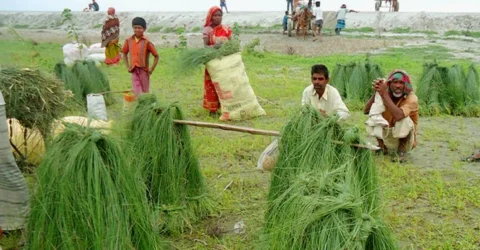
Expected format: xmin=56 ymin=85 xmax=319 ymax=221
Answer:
xmin=102 ymin=8 xmax=121 ymax=65
xmin=203 ymin=6 xmax=232 ymax=113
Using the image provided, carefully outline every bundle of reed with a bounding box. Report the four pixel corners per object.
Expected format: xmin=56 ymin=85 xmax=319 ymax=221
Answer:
xmin=26 ymin=123 xmax=166 ymax=249
xmin=127 ymin=94 xmax=212 ymax=235
xmin=263 ymin=106 xmax=396 ymax=250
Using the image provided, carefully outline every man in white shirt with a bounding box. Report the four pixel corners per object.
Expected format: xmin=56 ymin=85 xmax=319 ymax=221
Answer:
xmin=302 ymin=64 xmax=350 ymax=120
xmin=312 ymin=1 xmax=323 ymax=41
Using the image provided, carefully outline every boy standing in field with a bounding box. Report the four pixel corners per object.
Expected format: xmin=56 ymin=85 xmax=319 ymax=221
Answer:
xmin=282 ymin=11 xmax=289 ymax=35
xmin=122 ymin=17 xmax=159 ymax=96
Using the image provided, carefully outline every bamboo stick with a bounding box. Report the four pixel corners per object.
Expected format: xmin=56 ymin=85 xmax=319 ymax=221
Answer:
xmin=173 ymin=119 xmax=379 ymax=150
xmin=93 ymin=89 xmax=132 ymax=95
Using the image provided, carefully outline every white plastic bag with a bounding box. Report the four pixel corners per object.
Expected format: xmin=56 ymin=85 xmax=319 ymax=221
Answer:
xmin=63 ymin=43 xmax=88 ymax=62
xmin=89 ymin=43 xmax=102 ymax=49
xmin=257 ymin=139 xmax=279 ymax=172
xmin=86 ymin=53 xmax=106 ymax=63
xmin=87 ymin=94 xmax=108 ymax=121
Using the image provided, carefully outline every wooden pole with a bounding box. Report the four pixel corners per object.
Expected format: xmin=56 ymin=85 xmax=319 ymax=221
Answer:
xmin=173 ymin=120 xmax=280 ymax=136
xmin=173 ymin=119 xmax=379 ymax=150
xmin=93 ymin=89 xmax=132 ymax=95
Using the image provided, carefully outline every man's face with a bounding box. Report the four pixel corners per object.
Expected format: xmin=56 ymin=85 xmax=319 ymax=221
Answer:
xmin=133 ymin=25 xmax=145 ymax=37
xmin=312 ymin=73 xmax=329 ymax=92
xmin=212 ymin=11 xmax=223 ymax=26
xmin=390 ymin=79 xmax=405 ymax=98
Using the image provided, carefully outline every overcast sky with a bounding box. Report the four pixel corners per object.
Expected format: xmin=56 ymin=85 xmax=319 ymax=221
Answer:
xmin=2 ymin=0 xmax=479 ymax=12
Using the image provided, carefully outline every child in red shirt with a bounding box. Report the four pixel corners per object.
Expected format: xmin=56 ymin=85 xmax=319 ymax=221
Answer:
xmin=122 ymin=17 xmax=159 ymax=96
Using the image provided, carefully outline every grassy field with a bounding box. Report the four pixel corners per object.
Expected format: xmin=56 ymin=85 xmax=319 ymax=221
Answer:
xmin=1 ymin=39 xmax=480 ymax=249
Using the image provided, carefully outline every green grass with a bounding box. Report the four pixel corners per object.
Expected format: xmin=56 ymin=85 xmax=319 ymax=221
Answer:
xmin=13 ymin=24 xmax=29 ymax=29
xmin=344 ymin=27 xmax=376 ymax=33
xmin=0 ymin=39 xmax=479 ymax=249
xmin=191 ymin=26 xmax=201 ymax=33
xmin=445 ymin=30 xmax=480 ymax=38
xmin=92 ymin=23 xmax=102 ymax=29
xmin=390 ymin=27 xmax=438 ymax=35
xmin=149 ymin=25 xmax=163 ymax=33
xmin=163 ymin=27 xmax=175 ymax=33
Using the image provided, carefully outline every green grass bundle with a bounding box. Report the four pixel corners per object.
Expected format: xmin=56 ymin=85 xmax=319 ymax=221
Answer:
xmin=330 ymin=59 xmax=384 ymax=111
xmin=263 ymin=106 xmax=396 ymax=250
xmin=417 ymin=63 xmax=480 ymax=116
xmin=54 ymin=61 xmax=114 ymax=104
xmin=0 ymin=67 xmax=67 ymax=138
xmin=54 ymin=62 xmax=84 ymax=102
xmin=26 ymin=124 xmax=166 ymax=250
xmin=179 ymin=38 xmax=241 ymax=72
xmin=83 ymin=61 xmax=114 ymax=104
xmin=127 ymin=94 xmax=212 ymax=235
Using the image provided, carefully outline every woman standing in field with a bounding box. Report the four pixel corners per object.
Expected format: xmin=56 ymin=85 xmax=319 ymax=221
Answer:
xmin=202 ymin=6 xmax=232 ymax=117
xmin=101 ymin=7 xmax=121 ymax=65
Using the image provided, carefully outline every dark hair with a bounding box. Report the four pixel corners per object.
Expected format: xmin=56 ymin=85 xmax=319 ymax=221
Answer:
xmin=316 ymin=1 xmax=320 ymax=7
xmin=132 ymin=17 xmax=147 ymax=29
xmin=292 ymin=11 xmax=296 ymax=15
xmin=285 ymin=11 xmax=288 ymax=15
xmin=311 ymin=64 xmax=329 ymax=79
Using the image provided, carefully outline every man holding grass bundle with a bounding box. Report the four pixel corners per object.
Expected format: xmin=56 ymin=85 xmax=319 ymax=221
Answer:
xmin=363 ymin=70 xmax=419 ymax=163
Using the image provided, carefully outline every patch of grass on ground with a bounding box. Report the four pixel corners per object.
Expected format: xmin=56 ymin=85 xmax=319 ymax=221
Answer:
xmin=191 ymin=26 xmax=201 ymax=33
xmin=13 ymin=24 xmax=29 ymax=29
xmin=344 ymin=27 xmax=375 ymax=33
xmin=92 ymin=24 xmax=102 ymax=29
xmin=0 ymin=39 xmax=479 ymax=249
xmin=445 ymin=30 xmax=480 ymax=38
xmin=149 ymin=25 xmax=163 ymax=33
xmin=390 ymin=27 xmax=438 ymax=35
xmin=163 ymin=27 xmax=175 ymax=33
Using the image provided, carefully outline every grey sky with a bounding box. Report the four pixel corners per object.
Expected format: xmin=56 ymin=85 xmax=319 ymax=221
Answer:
xmin=2 ymin=0 xmax=479 ymax=12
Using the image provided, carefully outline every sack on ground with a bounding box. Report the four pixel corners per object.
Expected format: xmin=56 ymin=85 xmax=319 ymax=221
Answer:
xmin=86 ymin=53 xmax=106 ymax=64
xmin=87 ymin=94 xmax=108 ymax=121
xmin=206 ymin=52 xmax=266 ymax=121
xmin=257 ymin=139 xmax=279 ymax=172
xmin=8 ymin=118 xmax=45 ymax=166
xmin=63 ymin=43 xmax=88 ymax=63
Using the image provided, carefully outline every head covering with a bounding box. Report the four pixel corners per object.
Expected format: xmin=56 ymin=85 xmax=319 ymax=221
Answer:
xmin=387 ymin=70 xmax=413 ymax=94
xmin=205 ymin=6 xmax=222 ymax=27
xmin=132 ymin=17 xmax=146 ymax=29
xmin=341 ymin=4 xmax=347 ymax=8
xmin=107 ymin=7 xmax=115 ymax=15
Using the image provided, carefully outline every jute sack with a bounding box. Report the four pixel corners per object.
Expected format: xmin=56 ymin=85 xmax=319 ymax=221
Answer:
xmin=9 ymin=117 xmax=113 ymax=165
xmin=206 ymin=52 xmax=266 ymax=121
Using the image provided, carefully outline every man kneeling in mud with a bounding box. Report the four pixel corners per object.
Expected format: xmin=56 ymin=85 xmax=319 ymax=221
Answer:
xmin=364 ymin=70 xmax=419 ymax=163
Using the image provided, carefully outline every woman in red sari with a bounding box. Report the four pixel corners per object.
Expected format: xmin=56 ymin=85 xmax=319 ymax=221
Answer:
xmin=203 ymin=6 xmax=232 ymax=116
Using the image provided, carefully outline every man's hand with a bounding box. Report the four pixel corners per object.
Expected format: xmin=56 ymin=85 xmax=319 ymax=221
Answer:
xmin=148 ymin=67 xmax=154 ymax=75
xmin=372 ymin=78 xmax=388 ymax=96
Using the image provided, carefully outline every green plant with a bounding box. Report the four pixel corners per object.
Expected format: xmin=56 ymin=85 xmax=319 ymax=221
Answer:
xmin=149 ymin=25 xmax=163 ymax=33
xmin=191 ymin=26 xmax=201 ymax=33
xmin=13 ymin=24 xmax=29 ymax=29
xmin=244 ymin=38 xmax=263 ymax=58
xmin=176 ymin=25 xmax=187 ymax=49
xmin=233 ymin=22 xmax=240 ymax=40
xmin=61 ymin=8 xmax=85 ymax=59
xmin=92 ymin=23 xmax=102 ymax=29
xmin=164 ymin=27 xmax=175 ymax=33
